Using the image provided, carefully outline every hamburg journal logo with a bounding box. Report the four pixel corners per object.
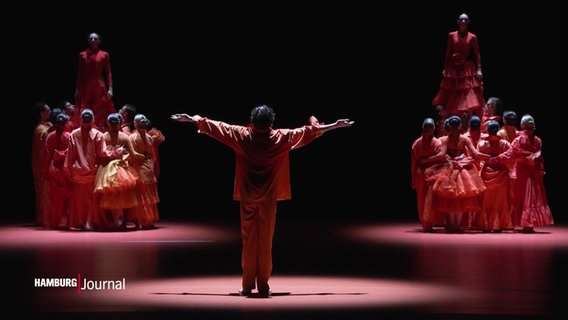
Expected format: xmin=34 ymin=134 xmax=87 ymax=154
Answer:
xmin=34 ymin=274 xmax=126 ymax=293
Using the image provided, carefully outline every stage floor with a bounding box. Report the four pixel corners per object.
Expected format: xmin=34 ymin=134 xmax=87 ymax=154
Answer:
xmin=1 ymin=217 xmax=566 ymax=319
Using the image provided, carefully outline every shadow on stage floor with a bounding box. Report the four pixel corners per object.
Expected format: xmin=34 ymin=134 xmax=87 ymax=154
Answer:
xmin=1 ymin=217 xmax=566 ymax=319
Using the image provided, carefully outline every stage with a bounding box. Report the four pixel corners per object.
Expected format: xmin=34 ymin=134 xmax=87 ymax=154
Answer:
xmin=1 ymin=217 xmax=565 ymax=319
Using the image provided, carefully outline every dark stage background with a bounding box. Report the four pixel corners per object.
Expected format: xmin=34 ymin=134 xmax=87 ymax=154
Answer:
xmin=7 ymin=3 xmax=566 ymax=224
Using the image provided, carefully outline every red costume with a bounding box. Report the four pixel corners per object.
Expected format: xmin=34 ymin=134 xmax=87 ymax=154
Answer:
xmin=43 ymin=127 xmax=71 ymax=228
xmin=195 ymin=117 xmax=323 ymax=294
xmin=75 ymin=48 xmax=114 ymax=131
xmin=510 ymin=131 xmax=554 ymax=228
xmin=411 ymin=130 xmax=445 ymax=230
xmin=477 ymin=136 xmax=513 ymax=231
xmin=432 ymin=31 xmax=484 ymax=117
xmin=64 ymin=125 xmax=108 ymax=229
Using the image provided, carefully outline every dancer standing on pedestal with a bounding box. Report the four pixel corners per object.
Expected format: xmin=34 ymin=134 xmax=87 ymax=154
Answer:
xmin=74 ymin=32 xmax=115 ymax=132
xmin=432 ymin=13 xmax=485 ymax=131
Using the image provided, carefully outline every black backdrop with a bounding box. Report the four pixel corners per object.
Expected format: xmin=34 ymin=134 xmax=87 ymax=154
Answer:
xmin=8 ymin=3 xmax=566 ymax=224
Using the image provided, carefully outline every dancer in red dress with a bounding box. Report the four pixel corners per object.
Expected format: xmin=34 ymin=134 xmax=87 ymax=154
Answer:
xmin=424 ymin=116 xmax=491 ymax=233
xmin=411 ymin=118 xmax=446 ymax=232
xmin=509 ymin=115 xmax=554 ymax=232
xmin=432 ymin=13 xmax=484 ymax=129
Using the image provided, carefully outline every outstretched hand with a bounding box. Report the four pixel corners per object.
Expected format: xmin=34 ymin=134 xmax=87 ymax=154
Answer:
xmin=310 ymin=116 xmax=354 ymax=128
xmin=171 ymin=114 xmax=200 ymax=123
xmin=334 ymin=119 xmax=355 ymax=127
xmin=311 ymin=117 xmax=354 ymax=133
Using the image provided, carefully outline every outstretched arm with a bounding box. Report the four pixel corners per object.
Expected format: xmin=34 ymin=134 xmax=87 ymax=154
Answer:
xmin=309 ymin=116 xmax=354 ymax=133
xmin=171 ymin=114 xmax=203 ymax=124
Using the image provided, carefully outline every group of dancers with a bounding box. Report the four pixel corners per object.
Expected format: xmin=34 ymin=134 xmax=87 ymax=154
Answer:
xmin=411 ymin=13 xmax=553 ymax=233
xmin=31 ymin=32 xmax=164 ymax=231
